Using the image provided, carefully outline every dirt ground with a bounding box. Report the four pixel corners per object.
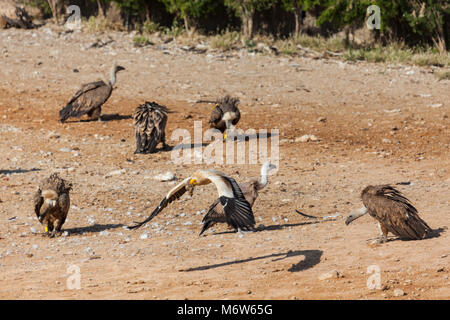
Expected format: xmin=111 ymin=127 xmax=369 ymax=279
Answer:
xmin=0 ymin=25 xmax=449 ymax=300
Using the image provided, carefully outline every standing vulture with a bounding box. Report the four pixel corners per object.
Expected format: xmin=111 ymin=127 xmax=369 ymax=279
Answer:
xmin=209 ymin=95 xmax=241 ymax=140
xmin=33 ymin=173 xmax=72 ymax=237
xmin=128 ymin=169 xmax=255 ymax=233
xmin=345 ymin=185 xmax=431 ymax=243
xmin=59 ymin=64 xmax=125 ymax=122
xmin=133 ymin=101 xmax=169 ymax=154
xmin=200 ymin=161 xmax=277 ymax=235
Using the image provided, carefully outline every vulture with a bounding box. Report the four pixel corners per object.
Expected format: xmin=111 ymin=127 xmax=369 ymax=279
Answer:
xmin=128 ymin=169 xmax=255 ymax=233
xmin=0 ymin=1 xmax=33 ymax=29
xmin=209 ymin=95 xmax=241 ymax=140
xmin=59 ymin=64 xmax=125 ymax=122
xmin=133 ymin=101 xmax=170 ymax=154
xmin=345 ymin=185 xmax=431 ymax=243
xmin=32 ymin=173 xmax=72 ymax=237
xmin=200 ymin=161 xmax=276 ymax=235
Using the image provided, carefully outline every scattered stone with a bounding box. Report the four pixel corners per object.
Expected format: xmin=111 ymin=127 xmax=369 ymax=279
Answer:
xmin=105 ymin=169 xmax=126 ymax=177
xmin=393 ymin=288 xmax=405 ymax=297
xmin=296 ymin=134 xmax=320 ymax=143
xmin=318 ymin=270 xmax=342 ymax=280
xmin=154 ymin=171 xmax=177 ymax=182
xmin=140 ymin=232 xmax=149 ymax=240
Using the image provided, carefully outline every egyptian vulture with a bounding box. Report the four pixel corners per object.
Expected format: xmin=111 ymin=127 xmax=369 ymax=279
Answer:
xmin=133 ymin=101 xmax=169 ymax=154
xmin=345 ymin=185 xmax=431 ymax=243
xmin=200 ymin=161 xmax=276 ymax=235
xmin=209 ymin=95 xmax=241 ymax=140
xmin=59 ymin=64 xmax=125 ymax=122
xmin=32 ymin=173 xmax=72 ymax=237
xmin=128 ymin=169 xmax=255 ymax=233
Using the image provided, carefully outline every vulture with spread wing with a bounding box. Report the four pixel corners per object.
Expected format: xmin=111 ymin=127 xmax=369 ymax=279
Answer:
xmin=33 ymin=173 xmax=72 ymax=237
xmin=209 ymin=95 xmax=241 ymax=140
xmin=345 ymin=185 xmax=431 ymax=243
xmin=59 ymin=64 xmax=125 ymax=122
xmin=128 ymin=169 xmax=255 ymax=233
xmin=133 ymin=101 xmax=169 ymax=154
xmin=200 ymin=161 xmax=276 ymax=235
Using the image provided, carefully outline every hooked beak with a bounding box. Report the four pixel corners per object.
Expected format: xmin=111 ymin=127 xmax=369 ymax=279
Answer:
xmin=116 ymin=65 xmax=125 ymax=72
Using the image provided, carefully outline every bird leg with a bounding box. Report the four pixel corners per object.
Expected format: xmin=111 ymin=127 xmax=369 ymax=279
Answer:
xmin=377 ymin=222 xmax=389 ymax=243
xmin=88 ymin=107 xmax=102 ymax=121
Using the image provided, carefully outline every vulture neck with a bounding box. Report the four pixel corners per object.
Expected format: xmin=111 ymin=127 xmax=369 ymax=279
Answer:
xmin=258 ymin=162 xmax=272 ymax=189
xmin=206 ymin=174 xmax=234 ymax=198
xmin=109 ymin=67 xmax=117 ymax=87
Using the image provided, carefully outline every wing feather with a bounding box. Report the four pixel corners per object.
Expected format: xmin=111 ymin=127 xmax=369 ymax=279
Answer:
xmin=128 ymin=177 xmax=191 ymax=229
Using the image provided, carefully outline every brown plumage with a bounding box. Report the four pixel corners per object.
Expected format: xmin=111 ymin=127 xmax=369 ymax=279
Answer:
xmin=0 ymin=1 xmax=33 ymax=29
xmin=128 ymin=169 xmax=255 ymax=233
xmin=345 ymin=185 xmax=431 ymax=243
xmin=209 ymin=95 xmax=241 ymax=138
xmin=200 ymin=162 xmax=276 ymax=235
xmin=59 ymin=64 xmax=125 ymax=122
xmin=32 ymin=173 xmax=72 ymax=237
xmin=133 ymin=101 xmax=169 ymax=154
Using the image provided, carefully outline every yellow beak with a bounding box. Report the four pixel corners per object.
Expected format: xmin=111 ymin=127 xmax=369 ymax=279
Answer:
xmin=189 ymin=178 xmax=197 ymax=185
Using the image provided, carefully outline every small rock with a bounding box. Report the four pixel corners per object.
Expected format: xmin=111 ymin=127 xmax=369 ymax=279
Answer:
xmin=296 ymin=134 xmax=319 ymax=143
xmin=154 ymin=171 xmax=177 ymax=182
xmin=393 ymin=288 xmax=405 ymax=297
xmin=140 ymin=232 xmax=149 ymax=240
xmin=105 ymin=169 xmax=126 ymax=177
xmin=318 ymin=270 xmax=342 ymax=280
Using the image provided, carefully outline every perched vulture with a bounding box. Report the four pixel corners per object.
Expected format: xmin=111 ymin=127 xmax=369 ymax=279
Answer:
xmin=33 ymin=173 xmax=72 ymax=237
xmin=133 ymin=101 xmax=169 ymax=154
xmin=59 ymin=64 xmax=125 ymax=122
xmin=0 ymin=1 xmax=33 ymax=29
xmin=128 ymin=169 xmax=255 ymax=233
xmin=209 ymin=95 xmax=241 ymax=139
xmin=345 ymin=185 xmax=431 ymax=243
xmin=200 ymin=161 xmax=276 ymax=235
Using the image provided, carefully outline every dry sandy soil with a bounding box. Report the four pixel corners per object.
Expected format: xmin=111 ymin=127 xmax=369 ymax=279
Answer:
xmin=0 ymin=25 xmax=449 ymax=300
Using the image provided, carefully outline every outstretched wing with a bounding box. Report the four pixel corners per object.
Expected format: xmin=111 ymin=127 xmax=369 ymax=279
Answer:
xmin=128 ymin=177 xmax=191 ymax=229
xmin=220 ymin=176 xmax=255 ymax=231
xmin=200 ymin=198 xmax=227 ymax=235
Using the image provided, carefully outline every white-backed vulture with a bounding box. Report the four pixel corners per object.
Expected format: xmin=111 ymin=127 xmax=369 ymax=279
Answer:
xmin=32 ymin=173 xmax=72 ymax=237
xmin=128 ymin=169 xmax=255 ymax=232
xmin=133 ymin=101 xmax=169 ymax=154
xmin=345 ymin=185 xmax=431 ymax=243
xmin=209 ymin=95 xmax=241 ymax=140
xmin=59 ymin=64 xmax=125 ymax=122
xmin=200 ymin=161 xmax=276 ymax=235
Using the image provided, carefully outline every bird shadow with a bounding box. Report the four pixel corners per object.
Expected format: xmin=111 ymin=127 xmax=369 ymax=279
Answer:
xmin=64 ymin=223 xmax=124 ymax=235
xmin=207 ymin=220 xmax=323 ymax=236
xmin=64 ymin=114 xmax=132 ymax=123
xmin=179 ymin=249 xmax=322 ymax=273
xmin=427 ymin=227 xmax=446 ymax=239
xmin=0 ymin=168 xmax=41 ymax=175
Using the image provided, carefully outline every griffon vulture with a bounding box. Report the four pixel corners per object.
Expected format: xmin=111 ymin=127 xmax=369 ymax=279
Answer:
xmin=59 ymin=64 xmax=125 ymax=122
xmin=128 ymin=169 xmax=255 ymax=233
xmin=200 ymin=161 xmax=276 ymax=235
xmin=133 ymin=101 xmax=169 ymax=154
xmin=209 ymin=95 xmax=241 ymax=140
xmin=345 ymin=185 xmax=431 ymax=243
xmin=32 ymin=173 xmax=72 ymax=237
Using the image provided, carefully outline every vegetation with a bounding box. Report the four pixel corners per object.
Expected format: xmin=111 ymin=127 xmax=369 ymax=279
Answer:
xmin=17 ymin=1 xmax=449 ymax=66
